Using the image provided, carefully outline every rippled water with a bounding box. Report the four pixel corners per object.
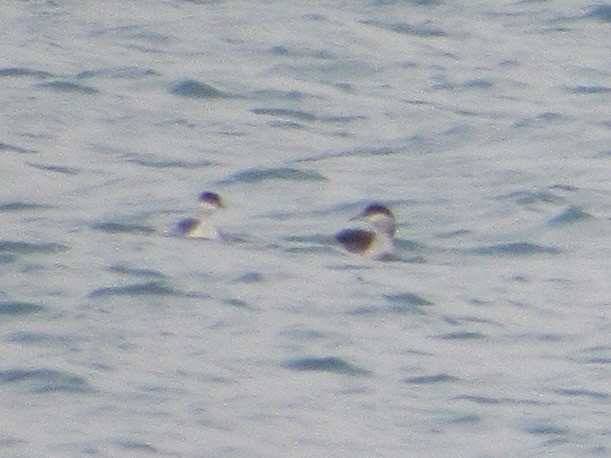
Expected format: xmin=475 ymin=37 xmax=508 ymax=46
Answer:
xmin=1 ymin=0 xmax=609 ymax=455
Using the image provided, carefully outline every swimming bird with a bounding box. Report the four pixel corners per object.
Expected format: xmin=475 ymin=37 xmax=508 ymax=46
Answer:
xmin=335 ymin=204 xmax=396 ymax=259
xmin=174 ymin=191 xmax=224 ymax=239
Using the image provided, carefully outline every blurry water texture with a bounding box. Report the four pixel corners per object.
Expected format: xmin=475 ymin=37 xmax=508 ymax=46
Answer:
xmin=0 ymin=1 xmax=609 ymax=455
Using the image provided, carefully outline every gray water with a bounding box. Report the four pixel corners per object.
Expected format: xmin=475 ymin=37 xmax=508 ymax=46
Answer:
xmin=1 ymin=0 xmax=609 ymax=456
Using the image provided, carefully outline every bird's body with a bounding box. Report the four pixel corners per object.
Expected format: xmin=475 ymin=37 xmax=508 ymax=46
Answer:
xmin=174 ymin=217 xmax=220 ymax=239
xmin=335 ymin=229 xmax=376 ymax=254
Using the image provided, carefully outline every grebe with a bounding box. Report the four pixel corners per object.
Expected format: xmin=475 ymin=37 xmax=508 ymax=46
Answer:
xmin=335 ymin=204 xmax=396 ymax=259
xmin=174 ymin=191 xmax=224 ymax=239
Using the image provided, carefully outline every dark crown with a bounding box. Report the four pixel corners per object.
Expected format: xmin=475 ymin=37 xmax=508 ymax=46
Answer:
xmin=361 ymin=204 xmax=393 ymax=218
xmin=198 ymin=191 xmax=223 ymax=207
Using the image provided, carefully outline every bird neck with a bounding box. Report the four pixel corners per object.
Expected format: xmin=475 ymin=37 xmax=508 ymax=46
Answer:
xmin=192 ymin=220 xmax=219 ymax=239
xmin=370 ymin=214 xmax=396 ymax=238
